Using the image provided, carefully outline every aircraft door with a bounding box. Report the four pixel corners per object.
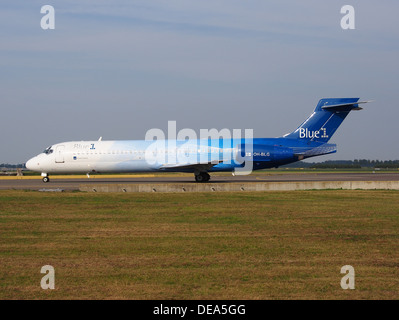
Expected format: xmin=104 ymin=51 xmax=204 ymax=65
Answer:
xmin=55 ymin=145 xmax=65 ymax=163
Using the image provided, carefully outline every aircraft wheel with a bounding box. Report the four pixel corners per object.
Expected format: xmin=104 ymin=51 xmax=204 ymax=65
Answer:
xmin=195 ymin=172 xmax=210 ymax=183
xmin=42 ymin=176 xmax=50 ymax=183
xmin=195 ymin=174 xmax=204 ymax=182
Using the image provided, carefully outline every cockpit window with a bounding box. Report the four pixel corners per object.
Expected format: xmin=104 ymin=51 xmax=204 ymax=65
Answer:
xmin=43 ymin=146 xmax=54 ymax=155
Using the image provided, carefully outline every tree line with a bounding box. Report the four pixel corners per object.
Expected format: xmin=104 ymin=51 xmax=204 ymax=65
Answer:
xmin=0 ymin=164 xmax=26 ymax=169
xmin=285 ymin=159 xmax=399 ymax=169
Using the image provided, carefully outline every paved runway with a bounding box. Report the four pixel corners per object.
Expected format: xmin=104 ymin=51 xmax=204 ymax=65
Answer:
xmin=1 ymin=172 xmax=399 ymax=191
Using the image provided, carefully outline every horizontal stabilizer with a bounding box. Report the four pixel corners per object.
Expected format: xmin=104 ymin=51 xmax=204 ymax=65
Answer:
xmin=321 ymin=100 xmax=373 ymax=111
xmin=295 ymin=143 xmax=337 ymax=158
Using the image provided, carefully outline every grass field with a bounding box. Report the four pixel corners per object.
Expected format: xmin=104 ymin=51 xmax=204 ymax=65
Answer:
xmin=1 ymin=189 xmax=398 ymax=299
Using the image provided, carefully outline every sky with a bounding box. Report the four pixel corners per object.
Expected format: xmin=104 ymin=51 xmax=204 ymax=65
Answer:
xmin=1 ymin=0 xmax=398 ymax=163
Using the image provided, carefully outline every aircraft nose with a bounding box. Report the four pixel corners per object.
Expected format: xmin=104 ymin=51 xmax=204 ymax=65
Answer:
xmin=25 ymin=157 xmax=36 ymax=171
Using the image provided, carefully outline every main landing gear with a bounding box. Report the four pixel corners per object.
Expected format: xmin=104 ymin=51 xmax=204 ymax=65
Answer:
xmin=194 ymin=172 xmax=210 ymax=182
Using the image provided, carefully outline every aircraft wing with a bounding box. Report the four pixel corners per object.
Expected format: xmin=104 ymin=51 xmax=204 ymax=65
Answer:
xmin=159 ymin=160 xmax=223 ymax=172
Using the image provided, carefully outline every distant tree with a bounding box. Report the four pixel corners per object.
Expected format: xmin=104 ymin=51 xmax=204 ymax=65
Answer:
xmin=283 ymin=159 xmax=399 ymax=169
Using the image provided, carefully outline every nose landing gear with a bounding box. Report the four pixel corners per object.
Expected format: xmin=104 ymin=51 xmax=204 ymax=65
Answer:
xmin=42 ymin=173 xmax=50 ymax=183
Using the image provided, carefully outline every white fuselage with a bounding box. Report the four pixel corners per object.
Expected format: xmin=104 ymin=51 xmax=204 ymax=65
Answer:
xmin=25 ymin=140 xmax=241 ymax=175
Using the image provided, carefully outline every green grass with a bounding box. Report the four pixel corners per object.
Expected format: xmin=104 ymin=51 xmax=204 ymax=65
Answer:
xmin=0 ymin=190 xmax=399 ymax=299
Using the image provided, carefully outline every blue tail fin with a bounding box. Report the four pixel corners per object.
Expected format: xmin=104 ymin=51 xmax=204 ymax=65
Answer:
xmin=283 ymin=98 xmax=368 ymax=143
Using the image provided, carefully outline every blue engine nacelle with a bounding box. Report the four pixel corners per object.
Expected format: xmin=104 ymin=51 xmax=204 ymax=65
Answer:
xmin=237 ymin=144 xmax=294 ymax=163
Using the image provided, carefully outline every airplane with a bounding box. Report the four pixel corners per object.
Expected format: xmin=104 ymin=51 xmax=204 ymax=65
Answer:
xmin=25 ymin=98 xmax=370 ymax=183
